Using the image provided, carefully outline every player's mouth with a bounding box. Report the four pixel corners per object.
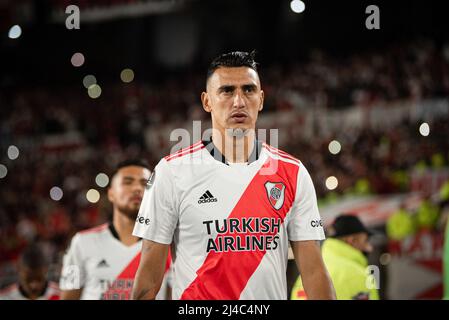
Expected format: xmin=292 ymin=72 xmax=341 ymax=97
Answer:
xmin=230 ymin=112 xmax=248 ymax=123
xmin=130 ymin=196 xmax=142 ymax=202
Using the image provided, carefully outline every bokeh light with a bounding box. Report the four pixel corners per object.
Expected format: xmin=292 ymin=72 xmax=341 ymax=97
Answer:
xmin=88 ymin=84 xmax=102 ymax=99
xmin=0 ymin=164 xmax=7 ymax=179
xmin=325 ymin=176 xmax=338 ymax=190
xmin=328 ymin=140 xmax=342 ymax=155
xmin=95 ymin=173 xmax=109 ymax=188
xmin=120 ymin=68 xmax=135 ymax=83
xmin=419 ymin=122 xmax=430 ymax=136
xmin=83 ymin=75 xmax=97 ymax=88
xmin=290 ymin=0 xmax=306 ymax=13
xmin=380 ymin=253 xmax=392 ymax=265
xmin=8 ymin=25 xmax=22 ymax=39
xmin=50 ymin=187 xmax=63 ymax=201
xmin=71 ymin=52 xmax=85 ymax=67
xmin=86 ymin=189 xmax=100 ymax=203
xmin=7 ymin=145 xmax=19 ymax=160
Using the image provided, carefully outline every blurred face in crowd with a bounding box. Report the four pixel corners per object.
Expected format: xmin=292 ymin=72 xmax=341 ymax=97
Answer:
xmin=202 ymin=67 xmax=264 ymax=137
xmin=343 ymin=232 xmax=373 ymax=256
xmin=108 ymin=166 xmax=150 ymax=220
xmin=18 ymin=265 xmax=48 ymax=299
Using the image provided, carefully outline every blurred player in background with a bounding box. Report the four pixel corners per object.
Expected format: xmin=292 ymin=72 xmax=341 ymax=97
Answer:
xmin=60 ymin=159 xmax=171 ymax=300
xmin=291 ymin=214 xmax=379 ymax=300
xmin=0 ymin=244 xmax=60 ymax=300
xmin=132 ymin=51 xmax=335 ymax=300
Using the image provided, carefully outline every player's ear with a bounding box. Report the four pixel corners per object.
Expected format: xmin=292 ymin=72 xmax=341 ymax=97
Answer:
xmin=259 ymin=90 xmax=264 ymax=111
xmin=201 ymin=92 xmax=212 ymax=113
xmin=107 ymin=186 xmax=114 ymax=202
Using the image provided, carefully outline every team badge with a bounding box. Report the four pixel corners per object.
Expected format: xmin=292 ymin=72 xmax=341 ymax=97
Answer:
xmin=264 ymin=182 xmax=286 ymax=210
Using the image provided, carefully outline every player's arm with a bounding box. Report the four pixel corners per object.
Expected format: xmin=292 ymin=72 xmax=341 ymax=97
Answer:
xmin=60 ymin=289 xmax=82 ymax=300
xmin=132 ymin=239 xmax=170 ymax=300
xmin=59 ymin=233 xmax=86 ymax=300
xmin=291 ymin=240 xmax=336 ymax=300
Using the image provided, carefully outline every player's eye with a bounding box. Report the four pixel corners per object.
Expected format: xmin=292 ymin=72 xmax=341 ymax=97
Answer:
xmin=220 ymin=86 xmax=234 ymax=94
xmin=122 ymin=178 xmax=133 ymax=185
xmin=243 ymin=85 xmax=256 ymax=93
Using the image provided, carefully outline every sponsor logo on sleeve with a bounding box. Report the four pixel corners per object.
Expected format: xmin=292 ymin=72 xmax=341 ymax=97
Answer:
xmin=310 ymin=220 xmax=323 ymax=228
xmin=136 ymin=215 xmax=150 ymax=226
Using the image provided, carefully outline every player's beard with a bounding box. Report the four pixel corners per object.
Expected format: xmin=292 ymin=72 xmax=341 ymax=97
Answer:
xmin=226 ymin=127 xmax=251 ymax=139
xmin=116 ymin=204 xmax=140 ymax=221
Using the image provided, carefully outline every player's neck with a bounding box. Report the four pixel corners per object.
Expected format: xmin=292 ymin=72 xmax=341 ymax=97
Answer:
xmin=212 ymin=128 xmax=255 ymax=163
xmin=112 ymin=211 xmax=139 ymax=246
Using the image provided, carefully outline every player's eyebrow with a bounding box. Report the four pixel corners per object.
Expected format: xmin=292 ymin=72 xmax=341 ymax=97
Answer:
xmin=242 ymin=84 xmax=257 ymax=91
xmin=122 ymin=176 xmax=135 ymax=182
xmin=217 ymin=84 xmax=257 ymax=93
xmin=217 ymin=85 xmax=235 ymax=93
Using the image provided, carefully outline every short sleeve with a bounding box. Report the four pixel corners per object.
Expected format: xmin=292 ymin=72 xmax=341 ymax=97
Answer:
xmin=132 ymin=159 xmax=178 ymax=244
xmin=287 ymin=163 xmax=326 ymax=241
xmin=59 ymin=234 xmax=86 ymax=290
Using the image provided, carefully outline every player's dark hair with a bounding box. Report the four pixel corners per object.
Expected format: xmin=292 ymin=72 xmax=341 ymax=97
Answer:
xmin=109 ymin=158 xmax=150 ymax=186
xmin=206 ymin=50 xmax=258 ymax=82
xmin=19 ymin=244 xmax=49 ymax=269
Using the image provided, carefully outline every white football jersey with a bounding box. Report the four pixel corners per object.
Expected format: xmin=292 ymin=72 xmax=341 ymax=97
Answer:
xmin=133 ymin=140 xmax=325 ymax=300
xmin=60 ymin=223 xmax=171 ymax=300
xmin=0 ymin=282 xmax=60 ymax=300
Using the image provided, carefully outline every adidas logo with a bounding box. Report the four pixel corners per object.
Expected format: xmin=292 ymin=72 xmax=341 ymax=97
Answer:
xmin=97 ymin=259 xmax=109 ymax=268
xmin=198 ymin=190 xmax=218 ymax=204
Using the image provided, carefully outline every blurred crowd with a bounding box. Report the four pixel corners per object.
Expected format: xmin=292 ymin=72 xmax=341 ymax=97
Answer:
xmin=1 ymin=39 xmax=449 ymax=286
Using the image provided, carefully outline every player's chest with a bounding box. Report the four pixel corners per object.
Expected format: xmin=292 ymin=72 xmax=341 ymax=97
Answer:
xmin=177 ymin=165 xmax=295 ymax=234
xmin=84 ymin=242 xmax=140 ymax=279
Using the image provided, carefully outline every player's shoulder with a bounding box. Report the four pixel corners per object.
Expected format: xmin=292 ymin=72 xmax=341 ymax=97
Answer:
xmin=75 ymin=223 xmax=110 ymax=242
xmin=162 ymin=140 xmax=205 ymax=164
xmin=0 ymin=283 xmax=18 ymax=297
xmin=263 ymin=143 xmax=302 ymax=167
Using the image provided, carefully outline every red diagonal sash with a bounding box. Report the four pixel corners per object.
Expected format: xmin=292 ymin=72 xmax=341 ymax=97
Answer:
xmin=181 ymin=157 xmax=299 ymax=299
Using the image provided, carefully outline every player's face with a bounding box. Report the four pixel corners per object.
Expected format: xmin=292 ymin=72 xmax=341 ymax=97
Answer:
xmin=18 ymin=266 xmax=48 ymax=299
xmin=350 ymin=232 xmax=373 ymax=255
xmin=108 ymin=166 xmax=150 ymax=220
xmin=202 ymin=67 xmax=264 ymax=136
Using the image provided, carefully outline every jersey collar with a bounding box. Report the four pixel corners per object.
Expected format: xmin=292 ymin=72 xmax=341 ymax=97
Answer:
xmin=202 ymin=138 xmax=263 ymax=166
xmin=108 ymin=222 xmax=120 ymax=241
xmin=108 ymin=222 xmax=142 ymax=245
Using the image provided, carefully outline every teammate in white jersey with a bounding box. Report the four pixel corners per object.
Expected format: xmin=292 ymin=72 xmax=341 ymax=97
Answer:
xmin=60 ymin=159 xmax=171 ymax=300
xmin=0 ymin=244 xmax=60 ymax=300
xmin=132 ymin=51 xmax=335 ymax=300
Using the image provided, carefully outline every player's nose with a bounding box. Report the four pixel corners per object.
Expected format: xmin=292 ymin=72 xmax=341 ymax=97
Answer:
xmin=232 ymin=90 xmax=246 ymax=108
xmin=132 ymin=182 xmax=144 ymax=194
